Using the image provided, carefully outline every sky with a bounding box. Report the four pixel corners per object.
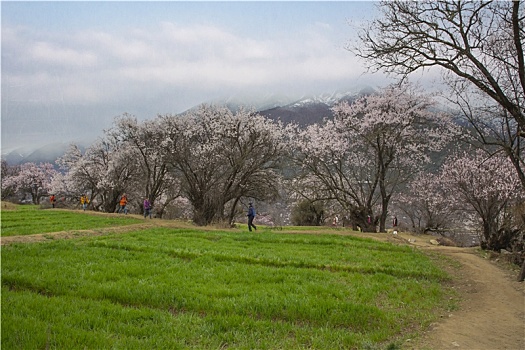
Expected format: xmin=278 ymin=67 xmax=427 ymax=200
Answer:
xmin=1 ymin=1 xmax=391 ymax=153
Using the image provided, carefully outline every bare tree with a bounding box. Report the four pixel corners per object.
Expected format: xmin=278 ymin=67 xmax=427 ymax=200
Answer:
xmin=453 ymin=95 xmax=525 ymax=188
xmin=353 ymin=1 xmax=524 ymax=131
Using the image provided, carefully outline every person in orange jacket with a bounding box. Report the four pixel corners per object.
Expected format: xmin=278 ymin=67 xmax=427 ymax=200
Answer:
xmin=118 ymin=193 xmax=128 ymax=214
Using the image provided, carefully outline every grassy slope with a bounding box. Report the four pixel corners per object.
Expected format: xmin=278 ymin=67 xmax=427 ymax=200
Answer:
xmin=1 ymin=204 xmax=456 ymax=349
xmin=1 ymin=204 xmax=142 ymax=236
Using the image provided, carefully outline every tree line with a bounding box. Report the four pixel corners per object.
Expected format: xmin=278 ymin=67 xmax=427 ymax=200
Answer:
xmin=2 ymin=85 xmax=523 ymax=249
xmin=2 ymin=0 xmax=524 ymax=279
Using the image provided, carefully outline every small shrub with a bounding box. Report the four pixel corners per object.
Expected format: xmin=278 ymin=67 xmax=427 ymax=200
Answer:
xmin=291 ymin=200 xmax=324 ymax=226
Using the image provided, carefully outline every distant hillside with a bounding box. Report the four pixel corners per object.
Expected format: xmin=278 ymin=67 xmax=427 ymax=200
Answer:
xmin=259 ymin=103 xmax=333 ymax=126
xmin=24 ymin=143 xmax=72 ymax=164
xmin=259 ymin=88 xmax=370 ymax=126
xmin=2 ymin=143 xmax=85 ymax=166
xmin=1 ymin=88 xmax=375 ymax=165
xmin=2 ymin=146 xmax=34 ymax=165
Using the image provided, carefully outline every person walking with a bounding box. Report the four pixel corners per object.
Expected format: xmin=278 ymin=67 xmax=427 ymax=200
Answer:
xmin=118 ymin=193 xmax=128 ymax=214
xmin=50 ymin=194 xmax=56 ymax=208
xmin=80 ymin=194 xmax=89 ymax=211
xmin=247 ymin=202 xmax=257 ymax=232
xmin=143 ymin=197 xmax=152 ymax=219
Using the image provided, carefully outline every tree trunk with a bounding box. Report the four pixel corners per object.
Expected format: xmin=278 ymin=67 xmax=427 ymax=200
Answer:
xmin=518 ymin=258 xmax=525 ymax=282
xmin=155 ymin=203 xmax=165 ymax=219
xmin=192 ymin=199 xmax=216 ymax=226
xmin=104 ymin=191 xmax=121 ymax=213
xmin=31 ymin=187 xmax=40 ymax=205
xmin=481 ymin=217 xmax=501 ymax=251
xmin=228 ymin=197 xmax=241 ymax=226
xmin=348 ymin=206 xmax=376 ymax=232
xmin=379 ymin=196 xmax=389 ymax=232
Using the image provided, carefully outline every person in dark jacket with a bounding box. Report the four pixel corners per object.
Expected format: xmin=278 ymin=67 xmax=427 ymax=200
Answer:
xmin=247 ymin=202 xmax=257 ymax=232
xmin=143 ymin=197 xmax=152 ymax=219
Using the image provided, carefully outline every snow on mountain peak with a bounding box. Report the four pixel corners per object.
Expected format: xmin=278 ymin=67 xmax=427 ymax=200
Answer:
xmin=289 ymin=89 xmax=365 ymax=108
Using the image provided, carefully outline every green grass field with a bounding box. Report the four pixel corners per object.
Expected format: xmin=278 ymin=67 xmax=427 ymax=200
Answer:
xmin=1 ymin=205 xmax=143 ymax=236
xmin=1 ymin=204 xmax=457 ymax=349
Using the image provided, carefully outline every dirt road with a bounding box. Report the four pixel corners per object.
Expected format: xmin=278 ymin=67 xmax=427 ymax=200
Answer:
xmin=407 ymin=239 xmax=525 ymax=350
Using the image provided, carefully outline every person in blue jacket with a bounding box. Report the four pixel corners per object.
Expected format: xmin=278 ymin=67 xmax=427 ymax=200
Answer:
xmin=247 ymin=202 xmax=257 ymax=232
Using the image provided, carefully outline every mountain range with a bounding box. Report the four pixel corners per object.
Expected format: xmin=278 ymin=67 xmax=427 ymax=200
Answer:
xmin=259 ymin=90 xmax=362 ymax=126
xmin=1 ymin=87 xmax=374 ymax=165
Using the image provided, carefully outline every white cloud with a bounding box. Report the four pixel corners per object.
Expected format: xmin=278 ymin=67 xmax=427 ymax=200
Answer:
xmin=2 ymin=16 xmax=385 ymax=152
xmin=31 ymin=41 xmax=98 ymax=67
xmin=3 ymin=19 xmax=370 ymax=103
xmin=159 ymin=21 xmax=236 ymax=46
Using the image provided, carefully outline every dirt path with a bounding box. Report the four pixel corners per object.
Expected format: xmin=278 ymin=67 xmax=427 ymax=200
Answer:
xmin=405 ymin=238 xmax=525 ymax=350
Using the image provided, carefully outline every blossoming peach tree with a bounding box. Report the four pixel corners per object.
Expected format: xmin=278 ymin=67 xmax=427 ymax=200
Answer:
xmin=161 ymin=105 xmax=292 ymax=226
xmin=291 ymin=83 xmax=458 ymax=232
xmin=2 ymin=162 xmax=58 ymax=204
xmin=439 ymin=149 xmax=524 ymax=251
